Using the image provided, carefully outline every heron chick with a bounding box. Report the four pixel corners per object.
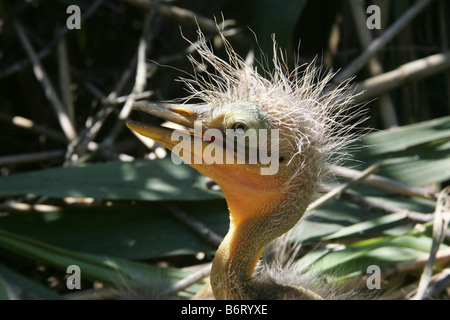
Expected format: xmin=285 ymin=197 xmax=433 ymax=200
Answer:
xmin=127 ymin=29 xmax=363 ymax=299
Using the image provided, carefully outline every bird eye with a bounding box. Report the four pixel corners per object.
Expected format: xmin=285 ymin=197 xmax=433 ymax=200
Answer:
xmin=232 ymin=121 xmax=248 ymax=134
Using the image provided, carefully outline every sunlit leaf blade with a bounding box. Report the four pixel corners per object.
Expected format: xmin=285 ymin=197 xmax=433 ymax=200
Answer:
xmin=349 ymin=116 xmax=450 ymax=186
xmin=294 ymin=195 xmax=434 ymax=243
xmin=361 ymin=116 xmax=450 ymax=156
xmin=377 ymin=152 xmax=450 ymax=186
xmin=302 ymin=234 xmax=448 ymax=278
xmin=321 ymin=212 xmax=407 ymax=240
xmin=314 ymin=195 xmax=436 ymax=242
xmin=0 ymin=159 xmax=222 ymax=201
xmin=0 ymin=229 xmax=131 ymax=286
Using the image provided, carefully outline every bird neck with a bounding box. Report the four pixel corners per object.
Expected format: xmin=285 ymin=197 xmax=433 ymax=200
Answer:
xmin=211 ymin=182 xmax=312 ymax=299
xmin=211 ymin=219 xmax=266 ymax=299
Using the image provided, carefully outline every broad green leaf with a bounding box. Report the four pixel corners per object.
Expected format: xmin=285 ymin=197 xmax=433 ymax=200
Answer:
xmin=0 ymin=264 xmax=63 ymax=300
xmin=314 ymin=195 xmax=435 ymax=242
xmin=0 ymin=200 xmax=228 ymax=260
xmin=0 ymin=229 xmax=192 ymax=297
xmin=347 ymin=117 xmax=450 ymax=186
xmin=0 ymin=159 xmax=222 ymax=201
xmin=377 ymin=152 xmax=450 ymax=186
xmin=0 ymin=274 xmax=16 ymax=300
xmin=361 ymin=116 xmax=450 ymax=156
xmin=303 ymin=234 xmax=447 ymax=277
xmin=321 ymin=212 xmax=407 ymax=241
xmin=292 ymin=249 xmax=331 ymax=274
xmin=294 ymin=195 xmax=431 ymax=243
xmin=0 ymin=229 xmax=133 ymax=286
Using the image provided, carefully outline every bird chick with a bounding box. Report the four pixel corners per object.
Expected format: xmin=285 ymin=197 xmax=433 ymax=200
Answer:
xmin=127 ymin=28 xmax=363 ymax=299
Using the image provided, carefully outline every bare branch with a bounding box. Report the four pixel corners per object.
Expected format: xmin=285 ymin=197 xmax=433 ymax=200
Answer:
xmin=0 ymin=113 xmax=66 ymax=142
xmin=14 ymin=21 xmax=77 ymax=142
xmin=347 ymin=0 xmax=398 ymax=127
xmin=382 ymin=247 xmax=450 ymax=279
xmin=120 ymin=0 xmax=234 ymax=33
xmin=411 ymin=187 xmax=450 ymax=299
xmin=308 ymin=163 xmax=380 ymax=211
xmin=0 ymin=0 xmax=105 ymax=79
xmin=0 ymin=150 xmax=65 ymax=166
xmin=334 ymin=0 xmax=434 ymax=84
xmin=57 ymin=36 xmax=75 ymax=126
xmin=166 ymin=204 xmax=223 ymax=247
xmin=160 ymin=263 xmax=212 ymax=297
xmin=319 ymin=184 xmax=433 ymax=223
xmin=331 ymin=165 xmax=437 ymax=200
xmin=102 ymin=7 xmax=157 ymax=147
xmin=353 ymin=51 xmax=450 ymax=103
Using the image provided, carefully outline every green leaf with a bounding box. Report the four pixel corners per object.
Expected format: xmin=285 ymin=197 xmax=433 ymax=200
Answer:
xmin=0 ymin=159 xmax=222 ymax=201
xmin=0 ymin=200 xmax=228 ymax=260
xmin=294 ymin=195 xmax=429 ymax=243
xmin=0 ymin=264 xmax=63 ymax=300
xmin=377 ymin=150 xmax=450 ymax=186
xmin=321 ymin=212 xmax=407 ymax=241
xmin=304 ymin=234 xmax=447 ymax=277
xmin=0 ymin=274 xmax=15 ymax=300
xmin=361 ymin=116 xmax=450 ymax=156
xmin=351 ymin=117 xmax=450 ymax=186
xmin=0 ymin=229 xmax=192 ymax=297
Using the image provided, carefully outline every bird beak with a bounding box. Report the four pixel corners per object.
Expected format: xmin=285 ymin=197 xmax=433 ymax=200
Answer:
xmin=131 ymin=101 xmax=203 ymax=128
xmin=126 ymin=101 xmax=212 ymax=158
